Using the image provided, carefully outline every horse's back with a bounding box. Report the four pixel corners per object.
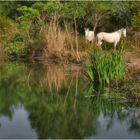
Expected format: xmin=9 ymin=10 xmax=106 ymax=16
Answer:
xmin=97 ymin=32 xmax=118 ymax=43
xmin=88 ymin=31 xmax=94 ymax=36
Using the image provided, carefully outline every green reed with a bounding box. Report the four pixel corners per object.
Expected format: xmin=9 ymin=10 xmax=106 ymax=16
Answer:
xmin=85 ymin=48 xmax=124 ymax=86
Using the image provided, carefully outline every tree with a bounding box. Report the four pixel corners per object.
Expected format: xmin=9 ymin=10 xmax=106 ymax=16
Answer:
xmin=128 ymin=2 xmax=140 ymax=31
xmin=83 ymin=2 xmax=112 ymax=32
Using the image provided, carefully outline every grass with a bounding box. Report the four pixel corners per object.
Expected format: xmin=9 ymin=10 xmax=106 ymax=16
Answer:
xmin=39 ymin=19 xmax=86 ymax=62
xmin=85 ymin=47 xmax=124 ymax=86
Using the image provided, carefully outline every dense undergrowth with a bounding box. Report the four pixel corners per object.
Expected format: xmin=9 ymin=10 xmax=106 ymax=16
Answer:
xmin=0 ymin=1 xmax=140 ymax=62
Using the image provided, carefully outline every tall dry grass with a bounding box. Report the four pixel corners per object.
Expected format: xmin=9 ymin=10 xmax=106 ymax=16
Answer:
xmin=39 ymin=18 xmax=87 ymax=62
xmin=43 ymin=21 xmax=66 ymax=55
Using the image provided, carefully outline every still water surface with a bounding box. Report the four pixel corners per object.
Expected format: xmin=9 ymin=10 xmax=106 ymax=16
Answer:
xmin=0 ymin=61 xmax=140 ymax=139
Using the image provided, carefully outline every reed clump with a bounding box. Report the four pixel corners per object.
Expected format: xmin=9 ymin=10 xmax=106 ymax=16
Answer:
xmin=85 ymin=48 xmax=124 ymax=86
xmin=38 ymin=18 xmax=87 ymax=62
xmin=41 ymin=20 xmax=66 ymax=58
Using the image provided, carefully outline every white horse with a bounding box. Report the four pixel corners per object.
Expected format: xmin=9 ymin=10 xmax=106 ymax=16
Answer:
xmin=85 ymin=28 xmax=95 ymax=43
xmin=96 ymin=28 xmax=126 ymax=49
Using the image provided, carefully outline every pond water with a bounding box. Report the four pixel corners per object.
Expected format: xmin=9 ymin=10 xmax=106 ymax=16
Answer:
xmin=0 ymin=61 xmax=140 ymax=139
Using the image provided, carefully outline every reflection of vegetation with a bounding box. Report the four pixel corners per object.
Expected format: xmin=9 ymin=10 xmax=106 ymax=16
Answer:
xmin=23 ymin=90 xmax=97 ymax=138
xmin=0 ymin=62 xmax=30 ymax=119
xmin=0 ymin=62 xmax=140 ymax=138
xmin=0 ymin=62 xmax=98 ymax=138
xmin=33 ymin=63 xmax=67 ymax=92
xmin=88 ymin=88 xmax=140 ymax=136
xmin=127 ymin=109 xmax=140 ymax=135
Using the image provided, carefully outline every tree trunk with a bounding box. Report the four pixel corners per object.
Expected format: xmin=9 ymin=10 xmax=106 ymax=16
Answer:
xmin=93 ymin=14 xmax=101 ymax=33
xmin=74 ymin=16 xmax=80 ymax=61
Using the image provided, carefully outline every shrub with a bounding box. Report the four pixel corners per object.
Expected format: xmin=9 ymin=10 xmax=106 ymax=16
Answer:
xmin=0 ymin=16 xmax=17 ymax=37
xmin=5 ymin=42 xmax=23 ymax=55
xmin=0 ymin=43 xmax=7 ymax=61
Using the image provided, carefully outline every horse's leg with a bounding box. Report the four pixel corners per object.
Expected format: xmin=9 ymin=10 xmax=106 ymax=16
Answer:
xmin=98 ymin=41 xmax=102 ymax=50
xmin=114 ymin=42 xmax=117 ymax=50
xmin=100 ymin=42 xmax=103 ymax=50
xmin=91 ymin=39 xmax=94 ymax=47
xmin=96 ymin=37 xmax=102 ymax=50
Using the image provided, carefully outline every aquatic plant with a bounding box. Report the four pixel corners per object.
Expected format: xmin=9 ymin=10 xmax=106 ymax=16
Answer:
xmin=85 ymin=48 xmax=124 ymax=85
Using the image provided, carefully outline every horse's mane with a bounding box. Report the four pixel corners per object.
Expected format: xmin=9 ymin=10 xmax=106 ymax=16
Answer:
xmin=117 ymin=28 xmax=125 ymax=32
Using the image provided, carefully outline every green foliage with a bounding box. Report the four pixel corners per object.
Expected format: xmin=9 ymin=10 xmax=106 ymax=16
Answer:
xmin=132 ymin=11 xmax=140 ymax=30
xmin=17 ymin=5 xmax=40 ymax=41
xmin=127 ymin=2 xmax=140 ymax=30
xmin=85 ymin=66 xmax=94 ymax=82
xmin=5 ymin=42 xmax=23 ymax=55
xmin=0 ymin=16 xmax=15 ymax=35
xmin=33 ymin=1 xmax=62 ymax=17
xmin=0 ymin=2 xmax=17 ymax=17
xmin=61 ymin=2 xmax=85 ymax=19
xmin=110 ymin=2 xmax=131 ymax=27
xmin=0 ymin=16 xmax=22 ymax=55
xmin=85 ymin=48 xmax=124 ymax=86
xmin=17 ymin=5 xmax=39 ymax=19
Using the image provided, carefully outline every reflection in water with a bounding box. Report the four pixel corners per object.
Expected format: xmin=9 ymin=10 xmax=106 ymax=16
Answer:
xmin=0 ymin=62 xmax=140 ymax=138
xmin=0 ymin=106 xmax=37 ymax=139
xmin=36 ymin=63 xmax=67 ymax=92
xmin=88 ymin=95 xmax=140 ymax=138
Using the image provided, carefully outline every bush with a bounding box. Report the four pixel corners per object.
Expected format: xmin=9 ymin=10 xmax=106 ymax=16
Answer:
xmin=0 ymin=16 xmax=17 ymax=37
xmin=0 ymin=43 xmax=7 ymax=61
xmin=5 ymin=42 xmax=23 ymax=55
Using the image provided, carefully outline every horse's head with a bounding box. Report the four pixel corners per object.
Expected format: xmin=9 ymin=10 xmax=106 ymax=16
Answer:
xmin=122 ymin=28 xmax=127 ymax=37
